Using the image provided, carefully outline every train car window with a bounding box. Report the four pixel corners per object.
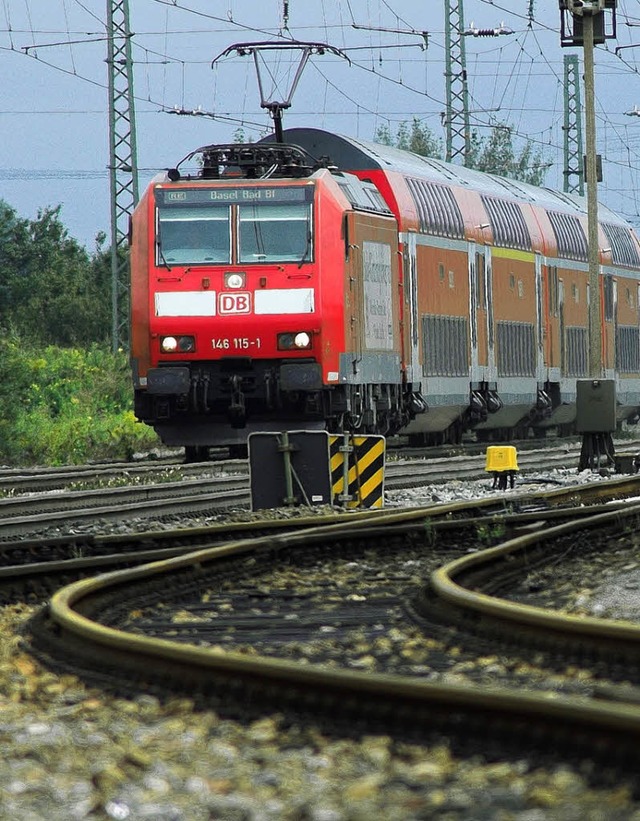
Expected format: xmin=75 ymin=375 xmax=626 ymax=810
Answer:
xmin=481 ymin=196 xmax=531 ymax=251
xmin=547 ymin=211 xmax=587 ymax=261
xmin=475 ymin=252 xmax=486 ymax=309
xmin=566 ymin=327 xmax=588 ymax=376
xmin=548 ymin=266 xmax=559 ymax=317
xmin=604 ymin=275 xmax=615 ymax=321
xmin=336 ymin=178 xmax=391 ymax=215
xmin=157 ymin=206 xmax=230 ymax=264
xmin=616 ymin=325 xmax=640 ymax=373
xmin=405 ymin=178 xmax=464 ymax=239
xmin=238 ymin=203 xmax=312 ymax=264
xmin=422 ymin=315 xmax=469 ymax=376
xmin=601 ymin=223 xmax=640 ymax=268
xmin=497 ymin=321 xmax=536 ymax=376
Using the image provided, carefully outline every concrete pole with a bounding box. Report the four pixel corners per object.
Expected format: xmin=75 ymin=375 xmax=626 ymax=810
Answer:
xmin=582 ymin=14 xmax=602 ymax=378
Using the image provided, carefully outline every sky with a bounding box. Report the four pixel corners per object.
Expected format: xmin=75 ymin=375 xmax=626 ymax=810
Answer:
xmin=2 ymin=1 xmax=640 ymax=251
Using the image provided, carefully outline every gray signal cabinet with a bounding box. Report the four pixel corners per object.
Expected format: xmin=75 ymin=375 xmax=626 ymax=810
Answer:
xmin=248 ymin=430 xmax=332 ymax=511
xmin=576 ymin=379 xmax=617 ymax=433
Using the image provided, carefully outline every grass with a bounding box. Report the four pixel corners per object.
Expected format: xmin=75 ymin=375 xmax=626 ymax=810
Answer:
xmin=0 ymin=339 xmax=160 ymax=466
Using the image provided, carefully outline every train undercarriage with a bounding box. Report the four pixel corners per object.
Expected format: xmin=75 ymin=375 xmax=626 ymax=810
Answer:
xmin=136 ymin=362 xmax=640 ymax=458
xmin=135 ymin=359 xmax=427 ymax=456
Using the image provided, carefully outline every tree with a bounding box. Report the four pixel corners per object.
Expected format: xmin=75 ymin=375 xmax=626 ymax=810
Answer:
xmin=0 ymin=201 xmax=31 ymax=320
xmin=374 ymin=118 xmax=548 ymax=186
xmin=374 ymin=122 xmax=394 ymax=146
xmin=374 ymin=118 xmax=443 ymax=158
xmin=233 ymin=126 xmax=253 ymax=144
xmin=466 ymin=124 xmax=548 ymax=186
xmin=0 ymin=201 xmax=112 ymax=346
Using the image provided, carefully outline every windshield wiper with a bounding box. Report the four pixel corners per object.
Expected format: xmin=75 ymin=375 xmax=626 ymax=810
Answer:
xmin=297 ymin=230 xmax=312 ymax=269
xmin=156 ymin=236 xmax=173 ymax=270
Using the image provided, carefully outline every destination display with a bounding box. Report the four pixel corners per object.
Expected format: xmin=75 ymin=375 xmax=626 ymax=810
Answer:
xmin=156 ymin=186 xmax=311 ymax=206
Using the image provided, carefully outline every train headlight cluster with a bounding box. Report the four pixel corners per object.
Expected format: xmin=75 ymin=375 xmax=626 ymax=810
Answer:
xmin=277 ymin=331 xmax=312 ymax=351
xmin=225 ymin=272 xmax=246 ymax=289
xmin=160 ymin=335 xmax=195 ymax=353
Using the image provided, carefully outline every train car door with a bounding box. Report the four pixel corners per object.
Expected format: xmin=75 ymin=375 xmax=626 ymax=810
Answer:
xmin=343 ymin=210 xmax=402 ymax=376
xmin=603 ymin=275 xmax=616 ymax=374
xmin=344 ymin=212 xmax=362 ymax=365
xmin=545 ymin=264 xmax=561 ymax=375
xmin=404 ymin=232 xmax=421 ymax=386
xmin=484 ymin=245 xmax=496 ymax=380
xmin=468 ymin=242 xmax=479 ymax=378
xmin=535 ymin=253 xmax=545 ymax=380
xmin=559 ymin=278 xmax=566 ymax=374
xmin=469 ymin=243 xmax=491 ymax=375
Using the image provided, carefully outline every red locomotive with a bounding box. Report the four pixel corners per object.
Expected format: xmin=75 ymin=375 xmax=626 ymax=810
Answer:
xmin=129 ymin=128 xmax=640 ymax=458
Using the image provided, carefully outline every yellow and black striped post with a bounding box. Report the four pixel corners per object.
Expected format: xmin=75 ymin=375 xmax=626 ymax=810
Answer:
xmin=329 ymin=434 xmax=386 ymax=508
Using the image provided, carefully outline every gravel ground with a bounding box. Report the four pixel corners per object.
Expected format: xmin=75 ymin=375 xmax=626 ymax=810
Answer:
xmin=4 ymin=465 xmax=640 ymax=820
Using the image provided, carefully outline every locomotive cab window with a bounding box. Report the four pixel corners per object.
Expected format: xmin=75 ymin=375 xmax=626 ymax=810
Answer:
xmin=157 ymin=206 xmax=231 ymax=265
xmin=154 ymin=185 xmax=312 ymax=266
xmin=238 ymin=203 xmax=312 ymax=264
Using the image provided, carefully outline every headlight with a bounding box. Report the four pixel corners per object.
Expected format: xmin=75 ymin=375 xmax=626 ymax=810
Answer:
xmin=277 ymin=331 xmax=312 ymax=351
xmin=161 ymin=336 xmax=178 ymax=352
xmin=161 ymin=335 xmax=195 ymax=353
xmin=225 ymin=272 xmax=246 ymax=289
xmin=294 ymin=332 xmax=311 ymax=348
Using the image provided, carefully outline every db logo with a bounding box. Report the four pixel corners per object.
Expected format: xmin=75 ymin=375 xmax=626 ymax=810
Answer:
xmin=218 ymin=292 xmax=251 ymax=314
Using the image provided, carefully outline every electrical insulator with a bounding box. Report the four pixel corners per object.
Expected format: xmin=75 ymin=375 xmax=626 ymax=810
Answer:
xmin=565 ymin=0 xmax=606 ymax=15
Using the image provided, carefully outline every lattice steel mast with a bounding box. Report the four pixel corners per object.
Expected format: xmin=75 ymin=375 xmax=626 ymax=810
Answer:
xmin=444 ymin=0 xmax=471 ymax=163
xmin=106 ymin=0 xmax=139 ymax=352
xmin=563 ymin=53 xmax=584 ymax=195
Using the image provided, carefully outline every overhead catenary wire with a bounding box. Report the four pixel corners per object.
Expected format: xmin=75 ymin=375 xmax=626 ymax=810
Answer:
xmin=4 ymin=0 xmax=640 ymax=237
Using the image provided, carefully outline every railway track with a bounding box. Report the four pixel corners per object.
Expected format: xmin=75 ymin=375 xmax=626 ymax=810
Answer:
xmin=0 ymin=437 xmax=636 ymax=540
xmin=23 ymin=474 xmax=640 ymax=784
xmin=3 ymin=473 xmax=639 ymax=602
xmin=417 ymin=502 xmax=640 ymax=677
xmin=1 ymin=433 xmax=638 ymax=492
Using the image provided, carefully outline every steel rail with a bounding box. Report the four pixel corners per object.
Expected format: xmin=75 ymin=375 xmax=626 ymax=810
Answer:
xmin=0 ymin=436 xmax=633 ymax=499
xmin=3 ymin=453 xmax=640 ymax=529
xmin=0 ymin=488 xmax=250 ymax=540
xmin=430 ymin=501 xmax=640 ymax=651
xmin=43 ymin=500 xmax=640 ymax=760
xmin=0 ymin=497 xmax=631 ymax=594
xmin=7 ymin=475 xmax=640 ymax=580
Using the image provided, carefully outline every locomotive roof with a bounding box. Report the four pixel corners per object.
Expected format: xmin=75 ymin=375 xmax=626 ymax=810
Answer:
xmin=274 ymin=127 xmax=627 ymax=228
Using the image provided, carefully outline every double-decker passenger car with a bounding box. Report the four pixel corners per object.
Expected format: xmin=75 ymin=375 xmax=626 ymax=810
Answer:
xmin=129 ymin=129 xmax=640 ymax=457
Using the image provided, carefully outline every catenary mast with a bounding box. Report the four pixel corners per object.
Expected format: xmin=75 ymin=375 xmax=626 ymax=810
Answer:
xmin=444 ymin=0 xmax=471 ymax=163
xmin=563 ymin=53 xmax=584 ymax=195
xmin=106 ymin=0 xmax=139 ymax=352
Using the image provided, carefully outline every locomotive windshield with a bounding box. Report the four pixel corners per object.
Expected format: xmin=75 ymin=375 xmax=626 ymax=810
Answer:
xmin=155 ymin=185 xmax=313 ymax=266
xmin=157 ymin=205 xmax=231 ymax=264
xmin=238 ymin=203 xmax=310 ymax=263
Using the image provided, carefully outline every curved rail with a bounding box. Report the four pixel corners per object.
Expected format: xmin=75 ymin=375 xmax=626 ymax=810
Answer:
xmin=41 ymin=488 xmax=640 ymax=766
xmin=429 ymin=502 xmax=640 ymax=656
xmin=47 ymin=529 xmax=640 ymax=739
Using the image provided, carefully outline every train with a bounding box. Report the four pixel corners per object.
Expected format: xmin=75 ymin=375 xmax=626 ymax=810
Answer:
xmin=129 ymin=127 xmax=640 ymax=459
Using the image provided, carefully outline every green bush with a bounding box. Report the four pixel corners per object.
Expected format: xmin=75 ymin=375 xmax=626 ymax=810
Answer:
xmin=0 ymin=338 xmax=160 ymax=465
